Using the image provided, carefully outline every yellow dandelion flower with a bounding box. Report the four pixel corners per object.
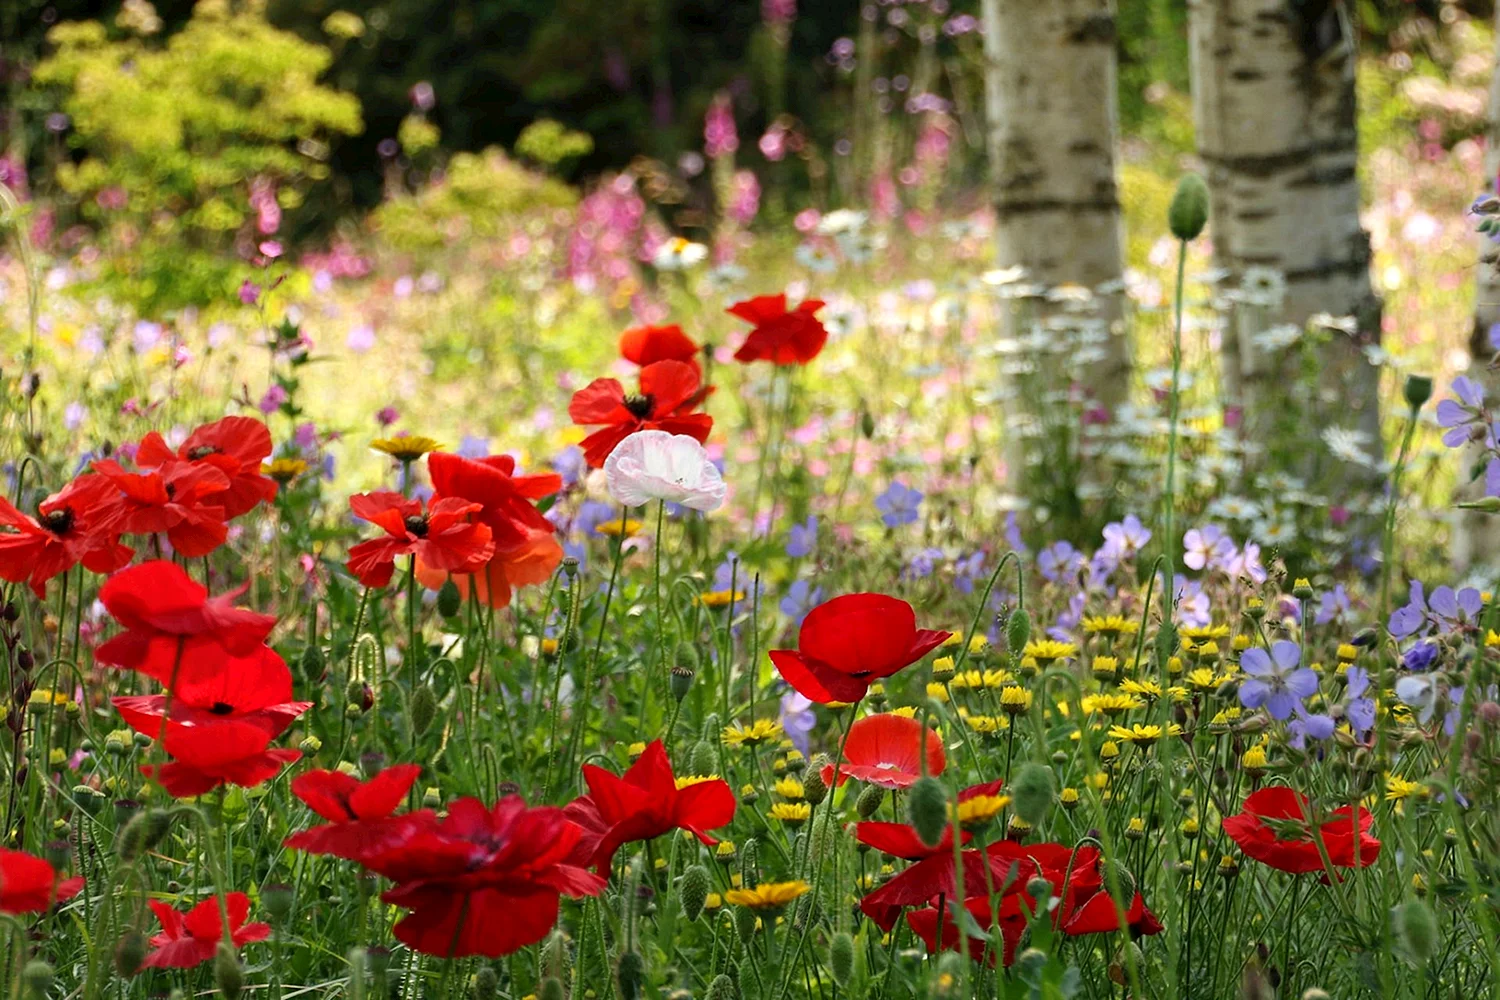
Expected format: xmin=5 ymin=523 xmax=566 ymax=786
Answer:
xmin=999 ymin=686 xmax=1033 ymax=713
xmin=1108 ymin=723 xmax=1166 ymax=747
xmin=773 ymin=777 xmax=805 ymax=801
xmin=982 ymin=669 xmax=1009 ymax=689
xmin=1080 ymin=693 xmax=1144 ymax=717
xmin=1091 ymin=656 xmax=1120 ymax=681
xmin=1385 ymin=775 xmax=1425 ymax=802
xmin=371 ymin=436 xmax=441 ymax=461
xmin=722 ymin=719 xmax=784 ymax=748
xmin=889 ymin=705 xmax=920 ymax=719
xmin=1241 ymin=745 xmax=1268 ymax=772
xmin=725 ymin=881 xmax=810 ymax=910
xmin=926 ymin=682 xmax=950 ymax=703
xmin=931 ymin=656 xmax=956 ymax=681
xmin=262 ymin=457 xmax=309 ymax=485
xmin=1024 ymin=640 xmax=1078 ymax=664
xmin=769 ymin=802 xmax=812 ymax=826
xmin=965 ymin=714 xmax=1008 ymax=734
xmin=675 ymin=774 xmax=721 ymax=790
xmin=697 ymin=589 xmax=746 ymax=608
xmin=595 ymin=518 xmax=644 ymax=537
xmin=955 ymin=794 xmax=1010 ymax=827
xmin=1180 ymin=624 xmax=1230 ymax=642
xmin=1081 ymin=615 xmax=1140 ymax=639
xmin=1120 ymin=678 xmax=1162 ymax=700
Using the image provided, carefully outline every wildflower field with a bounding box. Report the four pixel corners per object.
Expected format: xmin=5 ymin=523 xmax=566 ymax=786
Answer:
xmin=5 ymin=1 xmax=1500 ymax=999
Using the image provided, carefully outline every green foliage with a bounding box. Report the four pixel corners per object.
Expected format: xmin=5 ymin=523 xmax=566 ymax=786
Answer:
xmin=34 ymin=0 xmax=362 ymax=312
xmin=515 ymin=119 xmax=595 ymax=168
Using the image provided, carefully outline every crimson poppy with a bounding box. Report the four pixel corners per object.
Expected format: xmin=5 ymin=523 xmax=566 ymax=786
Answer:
xmin=568 ymin=360 xmax=713 ymax=468
xmin=94 ymin=560 xmax=277 ymax=689
xmin=359 ymin=797 xmax=605 ymax=957
xmin=620 ymin=323 xmax=701 ymax=372
xmin=91 ymin=457 xmax=230 ymax=557
xmin=284 ymin=764 xmax=424 ymax=861
xmin=1017 ymin=843 xmax=1162 ymax=938
xmin=0 ymin=475 xmax=132 ymax=598
xmin=1222 ymin=786 xmax=1381 ymax=874
xmin=141 ymin=892 xmax=271 ymax=969
xmin=727 ymin=294 xmax=828 ymax=365
xmin=136 ymin=416 xmax=277 ymax=519
xmin=820 ymin=713 xmax=946 ymax=790
xmin=855 ymin=821 xmax=969 ymax=860
xmin=345 ymin=492 xmax=494 ymax=588
xmin=417 ymin=452 xmax=564 ymax=608
xmin=0 ymin=848 xmax=84 ymax=914
xmin=563 ymin=740 xmax=735 ymax=874
xmin=906 ymin=898 xmax=1018 ymax=967
xmin=769 ymin=593 xmax=950 ymax=704
xmin=859 ymin=839 xmax=1035 ymax=932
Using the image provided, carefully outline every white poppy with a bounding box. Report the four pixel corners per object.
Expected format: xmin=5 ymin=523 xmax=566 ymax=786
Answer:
xmin=604 ymin=430 xmax=727 ymax=512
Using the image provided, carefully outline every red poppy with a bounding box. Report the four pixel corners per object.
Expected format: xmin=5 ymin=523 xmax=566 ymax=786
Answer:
xmin=620 ymin=323 xmax=701 ymax=372
xmin=727 ymin=294 xmax=828 ymax=365
xmin=568 ymin=360 xmax=713 ymax=468
xmin=345 ymin=492 xmax=494 ymax=588
xmin=142 ymin=893 xmax=271 ymax=969
xmin=115 ymin=645 xmax=310 ymax=798
xmin=94 ymin=560 xmax=277 ymax=690
xmin=0 ymin=475 xmax=132 ymax=598
xmin=91 ymin=457 xmax=230 ymax=557
xmin=820 ymin=713 xmax=945 ymax=790
xmin=1222 ymin=786 xmax=1381 ymax=874
xmin=769 ymin=593 xmax=950 ymax=704
xmin=284 ymin=764 xmax=424 ymax=861
xmin=855 ymin=821 xmax=969 ymax=860
xmin=1017 ymin=843 xmax=1162 ymax=938
xmin=859 ymin=839 xmax=1035 ymax=932
xmin=417 ymin=453 xmax=564 ymax=609
xmin=563 ymin=740 xmax=735 ymax=874
xmin=136 ymin=416 xmax=277 ymax=519
xmin=0 ymin=848 xmax=84 ymax=914
xmin=359 ymin=797 xmax=605 ymax=957
xmin=906 ymin=898 xmax=1016 ymax=967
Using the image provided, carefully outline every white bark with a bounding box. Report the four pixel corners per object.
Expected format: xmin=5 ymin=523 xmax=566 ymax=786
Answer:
xmin=1187 ymin=0 xmax=1381 ymax=451
xmin=1453 ymin=6 xmax=1500 ymax=573
xmin=981 ymin=0 xmax=1130 ymax=405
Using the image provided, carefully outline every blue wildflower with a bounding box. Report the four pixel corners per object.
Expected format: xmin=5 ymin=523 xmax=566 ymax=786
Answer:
xmin=786 ymin=515 xmax=818 ymax=558
xmin=875 ymin=481 xmax=923 ymax=528
xmin=1239 ymin=640 xmax=1317 ymax=720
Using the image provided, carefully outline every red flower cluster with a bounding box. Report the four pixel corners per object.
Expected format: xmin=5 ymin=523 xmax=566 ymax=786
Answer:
xmin=143 ymin=893 xmax=271 ymax=969
xmin=100 ymin=561 xmax=309 ymax=797
xmin=346 ymin=492 xmax=494 ymax=588
xmin=564 ymin=740 xmax=736 ymax=874
xmin=728 ymin=294 xmax=828 ymax=365
xmin=0 ymin=416 xmax=276 ymax=596
xmin=569 ymin=359 xmax=713 ymax=468
xmin=284 ymin=771 xmax=606 ymax=958
xmin=770 ymin=592 xmax=949 ymax=704
xmin=1223 ymin=787 xmax=1381 ymax=874
xmin=0 ymin=848 xmax=84 ymax=915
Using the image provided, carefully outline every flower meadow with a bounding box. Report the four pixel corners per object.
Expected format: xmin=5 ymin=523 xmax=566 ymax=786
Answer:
xmin=5 ymin=11 xmax=1500 ymax=1000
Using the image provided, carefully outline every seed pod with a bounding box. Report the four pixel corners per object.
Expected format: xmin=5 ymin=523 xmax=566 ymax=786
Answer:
xmin=860 ymin=408 xmax=876 ymax=439
xmin=410 ymin=684 xmax=438 ymax=737
xmin=906 ymin=776 xmax=948 ymax=848
xmin=1396 ymin=899 xmax=1437 ymax=962
xmin=856 ymin=784 xmax=885 ymax=819
xmin=73 ymin=785 xmax=106 ymax=815
xmin=829 ymin=932 xmax=855 ymax=986
xmin=262 ymin=884 xmax=295 ymax=922
xmin=214 ymin=942 xmax=243 ymax=1000
xmin=1011 ymin=762 xmax=1056 ymax=827
xmin=1168 ymin=172 xmax=1209 ymax=241
xmin=1005 ymin=608 xmax=1031 ymax=655
xmin=669 ymin=666 xmax=694 ymax=702
xmin=1403 ymin=375 xmax=1433 ymax=411
xmin=680 ymin=864 xmax=711 ymax=921
xmin=616 ymin=951 xmax=644 ymax=1000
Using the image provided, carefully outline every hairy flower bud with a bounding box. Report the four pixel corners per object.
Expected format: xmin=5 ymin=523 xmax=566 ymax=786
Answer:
xmin=1396 ymin=899 xmax=1437 ymax=962
xmin=616 ymin=951 xmax=644 ymax=1000
xmin=1005 ymin=608 xmax=1031 ymax=654
xmin=829 ymin=931 xmax=855 ymax=985
xmin=214 ymin=942 xmax=243 ymax=1000
xmin=437 ymin=579 xmax=463 ymax=618
xmin=1168 ymin=172 xmax=1210 ymax=241
xmin=906 ymin=776 xmax=949 ymax=848
xmin=856 ymin=783 xmax=885 ymax=819
xmin=409 ymin=684 xmax=438 ymax=737
xmin=1011 ymin=762 xmax=1055 ymax=827
xmin=680 ymin=864 xmax=711 ymax=921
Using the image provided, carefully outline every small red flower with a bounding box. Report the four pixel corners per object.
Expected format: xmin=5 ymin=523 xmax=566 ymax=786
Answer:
xmin=563 ymin=740 xmax=736 ymax=874
xmin=94 ymin=560 xmax=277 ymax=690
xmin=0 ymin=475 xmax=132 ymax=598
xmin=1222 ymin=786 xmax=1381 ymax=874
xmin=619 ymin=323 xmax=701 ymax=372
xmin=568 ymin=360 xmax=713 ymax=468
xmin=1018 ymin=843 xmax=1163 ymax=939
xmin=359 ymin=797 xmax=606 ymax=957
xmin=345 ymin=492 xmax=494 ymax=588
xmin=136 ymin=416 xmax=277 ymax=519
xmin=769 ymin=593 xmax=949 ymax=704
xmin=142 ymin=893 xmax=270 ymax=969
xmin=820 ymin=713 xmax=945 ymax=790
xmin=0 ymin=848 xmax=84 ymax=914
xmin=859 ymin=838 xmax=1036 ymax=932
xmin=91 ymin=457 xmax=231 ymax=557
xmin=906 ymin=898 xmax=1015 ymax=967
xmin=284 ymin=764 xmax=424 ymax=861
xmin=728 ymin=293 xmax=828 ymax=365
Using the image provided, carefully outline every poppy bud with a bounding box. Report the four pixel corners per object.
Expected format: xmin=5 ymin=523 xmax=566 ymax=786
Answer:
xmin=118 ymin=808 xmax=172 ymax=862
xmin=44 ymin=839 xmax=70 ymax=871
xmin=300 ymin=644 xmax=325 ymax=679
xmin=423 ymin=787 xmax=442 ymax=809
xmin=215 ymin=943 xmax=243 ymax=1000
xmin=1403 ymin=375 xmax=1433 ymax=411
xmin=1016 ymin=948 xmax=1047 ymax=976
xmin=343 ymin=948 xmax=368 ymax=1000
xmin=1168 ymin=172 xmax=1210 ymax=241
xmin=437 ymin=579 xmax=463 ymax=618
xmin=616 ymin=952 xmax=644 ymax=1000
xmin=262 ymin=883 xmax=295 ymax=922
xmin=856 ymin=783 xmax=885 ymax=819
xmin=734 ymin=905 xmax=758 ymax=943
xmin=1011 ymin=762 xmax=1055 ymax=827
xmin=346 ymin=680 xmax=374 ymax=713
xmin=410 ymin=684 xmax=438 ymax=737
xmin=739 ymin=838 xmax=760 ymax=889
xmin=299 ymin=735 xmax=323 ymax=755
xmin=680 ymin=864 xmax=711 ymax=921
xmin=1005 ymin=608 xmax=1031 ymax=654
xmin=670 ymin=666 xmax=695 ymax=701
xmin=687 ymin=741 xmax=717 ymax=778
xmin=1155 ymin=623 xmax=1178 ymax=670
xmin=676 ymin=641 xmax=701 ymax=671
xmin=16 ymin=648 xmax=34 ymax=672
xmin=860 ymin=408 xmax=876 ymax=439
xmin=906 ymin=776 xmax=949 ymax=848
xmin=539 ymin=979 xmax=565 ymax=1000
xmin=115 ymin=930 xmax=147 ymax=977
xmin=803 ymin=767 xmax=828 ymax=806
xmin=700 ymin=714 xmax=721 ymax=742
xmin=1396 ymin=899 xmax=1437 ymax=963
xmin=471 ymin=965 xmax=497 ymax=1000
xmin=359 ymin=752 xmax=385 ymax=777
xmin=705 ymin=974 xmax=736 ymax=1000
xmin=829 ymin=931 xmax=855 ymax=985
xmin=1 ymin=603 xmax=17 ymax=623
xmin=22 ymin=961 xmax=52 ymax=1000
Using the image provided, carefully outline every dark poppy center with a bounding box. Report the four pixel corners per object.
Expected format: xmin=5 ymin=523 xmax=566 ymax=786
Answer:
xmin=209 ymin=702 xmax=235 ymax=715
xmin=623 ymin=393 xmax=655 ymax=419
xmin=404 ymin=515 xmax=429 ymax=537
xmin=188 ymin=445 xmax=220 ymax=460
xmin=164 ymin=482 xmax=177 ymax=498
xmin=40 ymin=507 xmax=74 ymax=536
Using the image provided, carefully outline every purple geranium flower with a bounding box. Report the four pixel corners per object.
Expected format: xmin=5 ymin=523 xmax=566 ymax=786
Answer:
xmin=780 ymin=579 xmax=823 ymax=626
xmin=1038 ymin=541 xmax=1084 ymax=583
xmin=1183 ymin=524 xmax=1234 ymax=573
xmin=1314 ymin=583 xmax=1351 ymax=626
xmin=1102 ymin=515 xmax=1152 ymax=561
xmin=1239 ymin=640 xmax=1317 ymax=720
xmin=1436 ymin=376 xmax=1491 ymax=449
xmin=786 ymin=515 xmax=818 ymax=558
xmin=1344 ymin=666 xmax=1376 ymax=736
xmin=875 ymin=481 xmax=923 ymax=528
xmin=778 ymin=691 xmax=817 ymax=757
xmin=1402 ymin=640 xmax=1438 ymax=671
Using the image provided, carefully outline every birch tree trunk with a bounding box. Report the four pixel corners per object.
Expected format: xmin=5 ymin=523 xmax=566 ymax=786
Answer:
xmin=1453 ymin=6 xmax=1500 ymax=573
xmin=1188 ymin=0 xmax=1382 ymax=460
xmin=981 ymin=0 xmax=1130 ymax=409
